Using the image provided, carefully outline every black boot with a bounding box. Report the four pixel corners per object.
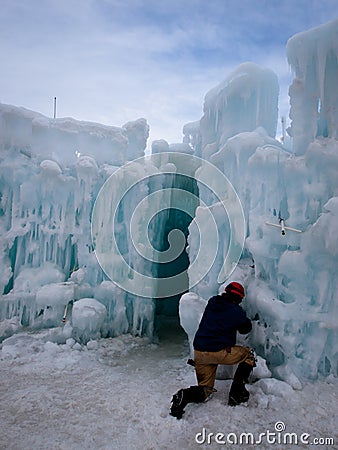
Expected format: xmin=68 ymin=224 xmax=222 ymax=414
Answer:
xmin=228 ymin=362 xmax=253 ymax=407
xmin=170 ymin=386 xmax=206 ymax=419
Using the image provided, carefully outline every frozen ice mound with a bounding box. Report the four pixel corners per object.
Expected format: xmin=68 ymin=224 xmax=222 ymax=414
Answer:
xmin=71 ymin=298 xmax=107 ymax=342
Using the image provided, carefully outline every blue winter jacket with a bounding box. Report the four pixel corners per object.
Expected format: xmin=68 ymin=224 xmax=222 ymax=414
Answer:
xmin=193 ymin=293 xmax=252 ymax=352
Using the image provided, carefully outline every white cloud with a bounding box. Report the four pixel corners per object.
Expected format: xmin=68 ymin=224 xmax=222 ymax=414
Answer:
xmin=1 ymin=0 xmax=338 ymax=149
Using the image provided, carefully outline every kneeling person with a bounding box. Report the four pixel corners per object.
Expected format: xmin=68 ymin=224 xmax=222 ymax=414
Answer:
xmin=170 ymin=282 xmax=255 ymax=419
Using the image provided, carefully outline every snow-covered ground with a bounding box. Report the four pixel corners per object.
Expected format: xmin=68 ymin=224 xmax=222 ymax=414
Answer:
xmin=0 ymin=325 xmax=337 ymax=450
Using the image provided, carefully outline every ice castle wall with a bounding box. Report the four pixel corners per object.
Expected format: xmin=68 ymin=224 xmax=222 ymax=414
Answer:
xmin=184 ymin=20 xmax=338 ymax=381
xmin=0 ymin=104 xmax=156 ymax=340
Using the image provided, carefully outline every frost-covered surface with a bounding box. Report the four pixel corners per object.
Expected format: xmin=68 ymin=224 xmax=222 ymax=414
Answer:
xmin=0 ymin=333 xmax=337 ymax=449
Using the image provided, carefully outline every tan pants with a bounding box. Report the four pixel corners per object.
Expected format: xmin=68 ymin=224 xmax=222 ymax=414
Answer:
xmin=194 ymin=346 xmax=255 ymax=394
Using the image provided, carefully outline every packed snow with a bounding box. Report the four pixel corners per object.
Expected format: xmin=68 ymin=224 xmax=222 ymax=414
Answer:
xmin=0 ymin=17 xmax=338 ymax=450
xmin=0 ymin=330 xmax=337 ymax=449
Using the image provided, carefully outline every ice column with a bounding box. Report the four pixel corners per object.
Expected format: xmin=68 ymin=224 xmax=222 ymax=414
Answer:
xmin=287 ymin=18 xmax=338 ymax=154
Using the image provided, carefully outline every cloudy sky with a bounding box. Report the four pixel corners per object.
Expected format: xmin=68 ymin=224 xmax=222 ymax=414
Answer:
xmin=1 ymin=0 xmax=338 ymax=148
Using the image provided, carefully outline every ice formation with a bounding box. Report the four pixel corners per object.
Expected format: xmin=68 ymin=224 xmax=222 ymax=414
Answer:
xmin=181 ymin=19 xmax=338 ymax=382
xmin=286 ymin=18 xmax=338 ymax=154
xmin=0 ymin=19 xmax=337 ymax=383
xmin=0 ymin=106 xmax=155 ymax=339
xmin=198 ymin=62 xmax=279 ymax=151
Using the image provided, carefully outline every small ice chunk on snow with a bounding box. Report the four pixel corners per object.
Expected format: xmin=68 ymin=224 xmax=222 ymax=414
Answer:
xmin=66 ymin=338 xmax=76 ymax=348
xmin=87 ymin=340 xmax=99 ymax=350
xmin=72 ymin=342 xmax=82 ymax=351
xmin=255 ymin=378 xmax=294 ymax=398
xmin=253 ymin=355 xmax=272 ymax=379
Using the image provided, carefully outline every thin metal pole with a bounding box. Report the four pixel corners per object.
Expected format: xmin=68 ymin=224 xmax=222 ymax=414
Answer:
xmin=53 ymin=97 xmax=57 ymax=119
xmin=281 ymin=116 xmax=286 ymax=143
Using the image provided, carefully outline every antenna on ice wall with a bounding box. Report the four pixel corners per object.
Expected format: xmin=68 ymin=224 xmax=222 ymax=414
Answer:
xmin=281 ymin=116 xmax=286 ymax=143
xmin=53 ymin=97 xmax=57 ymax=119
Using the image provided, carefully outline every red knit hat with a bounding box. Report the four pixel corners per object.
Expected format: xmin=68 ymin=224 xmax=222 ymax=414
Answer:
xmin=225 ymin=282 xmax=245 ymax=299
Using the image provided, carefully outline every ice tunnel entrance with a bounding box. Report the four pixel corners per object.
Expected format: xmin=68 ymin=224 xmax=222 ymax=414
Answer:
xmin=153 ymin=174 xmax=199 ymax=342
